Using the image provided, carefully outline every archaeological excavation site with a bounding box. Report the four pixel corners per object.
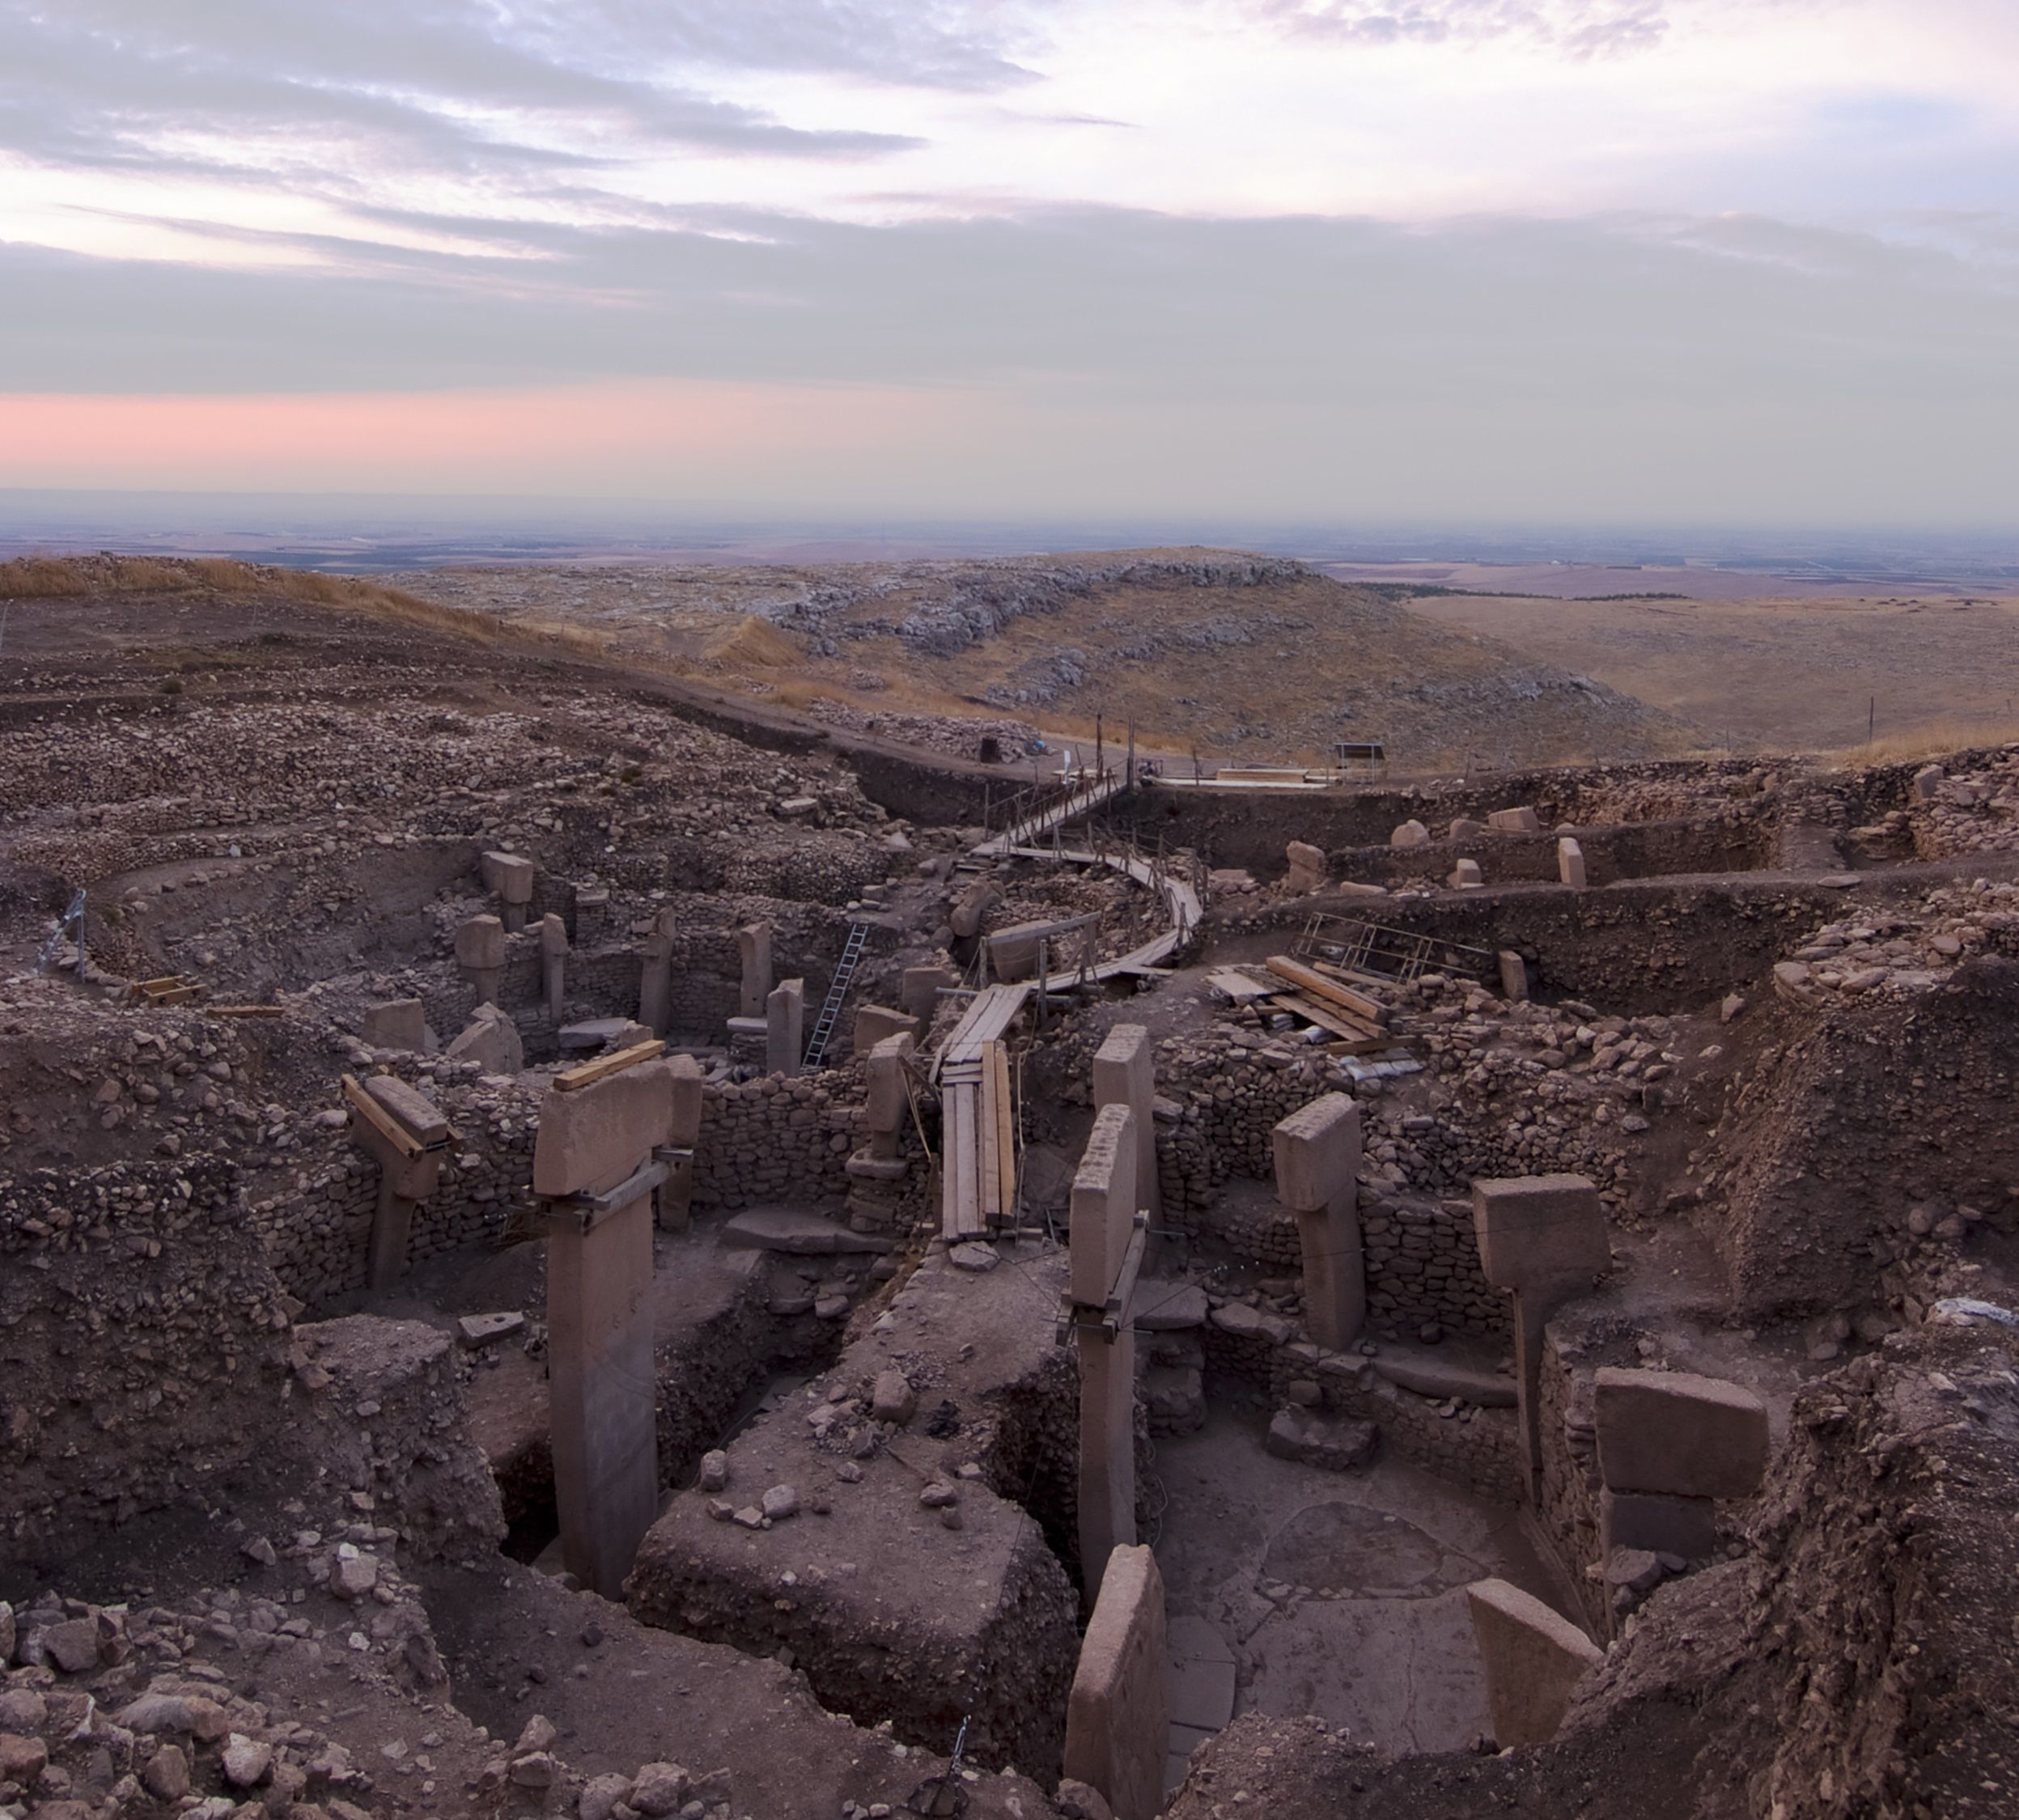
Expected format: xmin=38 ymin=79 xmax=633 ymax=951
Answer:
xmin=4 ymin=554 xmax=2018 ymax=1820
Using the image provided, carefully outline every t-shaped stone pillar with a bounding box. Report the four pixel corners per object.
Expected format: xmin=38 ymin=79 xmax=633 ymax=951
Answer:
xmin=656 ymin=1053 xmax=704 ymax=1234
xmin=737 ymin=923 xmax=774 ymax=1020
xmin=1272 ymin=1092 xmax=1364 ymax=1351
xmin=342 ymin=1074 xmax=449 ymax=1292
xmin=454 ymin=914 xmax=506 ymax=1010
xmin=1593 ymin=1368 xmax=1769 ymax=1563
xmin=1092 ymin=1024 xmax=1160 ymax=1226
xmin=864 ymin=1031 xmax=916 ymax=1163
xmin=533 ymin=1045 xmax=674 ymax=1598
xmin=1472 ymin=1173 xmax=1610 ymax=1498
xmin=1069 ymin=1103 xmax=1145 ymax=1602
xmin=638 ymin=907 xmax=678 ymax=1037
xmin=1062 ymin=1543 xmax=1169 ymax=1820
xmin=766 ymin=978 xmax=804 ymax=1077
xmin=480 ymin=850 xmax=537 ymax=933
xmin=539 ymin=913 xmax=568 ymax=1025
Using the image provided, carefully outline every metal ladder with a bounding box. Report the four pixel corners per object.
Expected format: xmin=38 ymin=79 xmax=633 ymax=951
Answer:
xmin=803 ymin=921 xmax=870 ymax=1068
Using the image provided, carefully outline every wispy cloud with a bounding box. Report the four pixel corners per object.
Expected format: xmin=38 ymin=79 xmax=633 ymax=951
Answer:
xmin=1250 ymin=0 xmax=1673 ymax=56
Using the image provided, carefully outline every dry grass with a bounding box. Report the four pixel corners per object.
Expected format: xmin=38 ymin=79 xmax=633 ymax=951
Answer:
xmin=1831 ymin=719 xmax=2019 ymax=766
xmin=704 ymin=617 xmax=802 ymax=668
xmin=0 ymin=551 xmax=539 ymax=648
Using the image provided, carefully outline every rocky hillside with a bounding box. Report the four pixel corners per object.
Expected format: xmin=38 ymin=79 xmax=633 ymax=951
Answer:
xmin=394 ymin=551 xmax=1706 ymax=771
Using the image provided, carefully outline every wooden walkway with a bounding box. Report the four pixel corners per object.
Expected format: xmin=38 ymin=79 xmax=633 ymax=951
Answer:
xmin=972 ymin=771 xmax=1130 ymax=859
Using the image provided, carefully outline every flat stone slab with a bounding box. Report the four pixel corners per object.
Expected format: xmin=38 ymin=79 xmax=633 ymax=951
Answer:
xmin=1136 ymin=1283 xmax=1210 ymax=1331
xmin=719 ymin=1208 xmax=893 ymax=1255
xmin=558 ymin=1018 xmax=637 ymax=1052
xmin=1372 ymin=1354 xmax=1517 ymax=1408
xmin=456 ymin=1311 xmax=525 ymax=1347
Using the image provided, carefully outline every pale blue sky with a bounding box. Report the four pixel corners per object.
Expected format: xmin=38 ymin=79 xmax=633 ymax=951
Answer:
xmin=0 ymin=0 xmax=2013 ymax=522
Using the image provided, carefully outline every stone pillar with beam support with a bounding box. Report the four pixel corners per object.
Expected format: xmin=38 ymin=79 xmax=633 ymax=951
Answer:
xmin=737 ymin=923 xmax=774 ymax=1020
xmin=342 ymin=1073 xmax=450 ymax=1292
xmin=1092 ymin=1023 xmax=1160 ymax=1226
xmin=655 ymin=1053 xmax=704 ymax=1234
xmin=539 ymin=913 xmax=568 ymax=1024
xmin=533 ymin=1040 xmax=675 ymax=1599
xmin=1272 ymin=1092 xmax=1364 ymax=1351
xmin=638 ymin=907 xmax=677 ymax=1037
xmin=454 ymin=914 xmax=505 ymax=1010
xmin=1063 ymin=1542 xmax=1169 ymax=1820
xmin=766 ymin=978 xmax=804 ymax=1076
xmin=1472 ymin=1173 xmax=1611 ymax=1499
xmin=480 ymin=850 xmax=536 ymax=932
xmin=1065 ymin=1102 xmax=1146 ymax=1602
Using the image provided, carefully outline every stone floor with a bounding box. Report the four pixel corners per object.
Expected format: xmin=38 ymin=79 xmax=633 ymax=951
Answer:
xmin=1152 ymin=1404 xmax=1562 ymax=1788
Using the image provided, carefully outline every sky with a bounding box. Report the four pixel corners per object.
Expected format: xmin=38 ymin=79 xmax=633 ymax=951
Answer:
xmin=1 ymin=0 xmax=2016 ymax=526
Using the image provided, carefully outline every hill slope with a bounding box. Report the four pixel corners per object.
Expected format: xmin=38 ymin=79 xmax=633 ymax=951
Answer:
xmin=394 ymin=549 xmax=1707 ymax=770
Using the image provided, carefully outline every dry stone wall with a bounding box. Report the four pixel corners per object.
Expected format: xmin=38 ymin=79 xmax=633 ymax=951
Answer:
xmin=0 ymin=1153 xmax=297 ymax=1576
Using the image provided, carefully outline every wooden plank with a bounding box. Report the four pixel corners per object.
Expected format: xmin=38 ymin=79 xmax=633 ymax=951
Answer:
xmin=146 ymin=985 xmax=201 ymax=1006
xmin=979 ymin=1045 xmax=1003 ymax=1222
xmin=992 ymin=1041 xmax=1017 ymax=1219
xmin=554 ymin=1039 xmax=665 ymax=1093
xmin=1266 ymin=956 xmax=1389 ymax=1026
xmin=1206 ymin=968 xmax=1277 ymax=1003
xmin=341 ymin=1073 xmax=422 ymax=1158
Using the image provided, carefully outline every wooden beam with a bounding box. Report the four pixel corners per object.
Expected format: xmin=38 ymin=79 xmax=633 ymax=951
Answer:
xmin=1266 ymin=955 xmax=1389 ymax=1025
xmin=991 ymin=1041 xmax=1016 ymax=1218
xmin=205 ymin=1004 xmax=284 ymax=1019
xmin=554 ymin=1039 xmax=665 ymax=1093
xmin=1266 ymin=991 xmax=1389 ymax=1052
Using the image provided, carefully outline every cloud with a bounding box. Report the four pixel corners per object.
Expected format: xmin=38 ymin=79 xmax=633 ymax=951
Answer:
xmin=0 ymin=0 xmax=975 ymax=197
xmin=1250 ymin=0 xmax=1673 ymax=55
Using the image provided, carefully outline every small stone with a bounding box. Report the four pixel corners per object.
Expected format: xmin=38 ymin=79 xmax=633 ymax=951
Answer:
xmin=871 ymin=1371 xmax=918 ymax=1426
xmin=223 ymin=1733 xmax=274 ymax=1788
xmin=836 ymin=1462 xmax=863 ymax=1484
xmin=240 ymin=1535 xmax=278 ymax=1568
xmin=918 ymin=1483 xmax=960 ymax=1508
xmin=514 ymin=1716 xmax=558 ymax=1758
xmin=329 ymin=1554 xmax=378 ymax=1601
xmin=698 ymin=1450 xmax=730 ymax=1493
xmin=579 ymin=1772 xmax=633 ymax=1820
xmin=732 ymin=1507 xmax=766 ymax=1529
xmin=142 ymin=1743 xmax=190 ymax=1801
xmin=630 ymin=1761 xmax=691 ymax=1816
xmin=948 ymin=1241 xmax=999 ymax=1273
xmin=42 ymin=1617 xmax=100 ymax=1674
xmin=0 ymin=1734 xmax=49 ymax=1784
xmin=509 ymin=1751 xmax=558 ymax=1789
xmin=761 ymin=1485 xmax=800 ymax=1521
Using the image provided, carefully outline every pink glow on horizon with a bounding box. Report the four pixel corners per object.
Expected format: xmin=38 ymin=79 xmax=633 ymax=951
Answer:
xmin=0 ymin=380 xmax=961 ymax=492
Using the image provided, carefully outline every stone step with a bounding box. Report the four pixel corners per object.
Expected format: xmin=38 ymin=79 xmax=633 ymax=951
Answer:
xmin=1135 ymin=1282 xmax=1209 ymax=1332
xmin=845 ymin=1152 xmax=910 ymax=1182
xmin=1370 ymin=1351 xmax=1517 ymax=1407
xmin=718 ymin=1207 xmax=893 ymax=1255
